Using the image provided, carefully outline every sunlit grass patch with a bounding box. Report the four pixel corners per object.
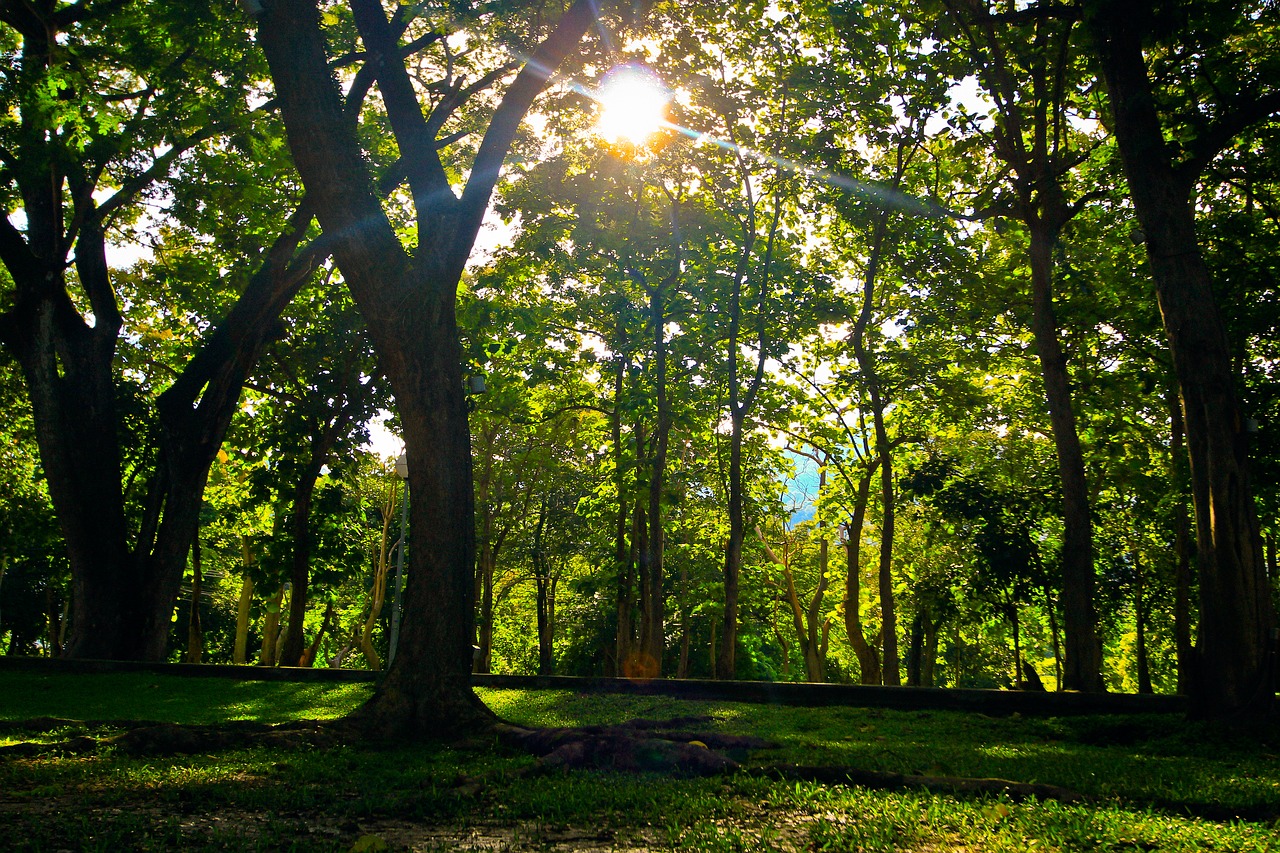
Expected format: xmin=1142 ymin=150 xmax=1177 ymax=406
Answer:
xmin=1 ymin=671 xmax=1279 ymax=851
xmin=0 ymin=671 xmax=372 ymax=725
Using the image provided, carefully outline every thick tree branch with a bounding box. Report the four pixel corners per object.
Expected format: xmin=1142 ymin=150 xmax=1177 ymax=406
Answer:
xmin=0 ymin=214 xmax=38 ymax=280
xmin=1181 ymin=90 xmax=1280 ymax=181
xmin=350 ymin=0 xmax=451 ymax=217
xmin=456 ymin=0 xmax=601 ymax=241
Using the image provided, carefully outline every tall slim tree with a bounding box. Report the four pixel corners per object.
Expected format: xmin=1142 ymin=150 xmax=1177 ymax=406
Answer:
xmin=936 ymin=0 xmax=1105 ymax=691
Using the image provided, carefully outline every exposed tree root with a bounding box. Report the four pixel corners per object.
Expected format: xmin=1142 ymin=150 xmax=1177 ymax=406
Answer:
xmin=493 ymin=715 xmax=774 ymax=777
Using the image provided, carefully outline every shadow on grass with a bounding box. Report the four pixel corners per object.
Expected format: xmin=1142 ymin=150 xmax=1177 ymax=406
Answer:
xmin=0 ymin=671 xmax=372 ymax=726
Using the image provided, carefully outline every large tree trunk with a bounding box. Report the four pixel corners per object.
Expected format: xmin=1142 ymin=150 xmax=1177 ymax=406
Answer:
xmin=15 ymin=293 xmax=134 ymax=660
xmin=0 ymin=9 xmax=322 ymax=662
xmin=1087 ymin=3 xmax=1276 ymax=717
xmin=3 ymin=183 xmax=323 ymax=666
xmin=257 ymin=0 xmax=600 ymax=735
xmin=1027 ymin=224 xmax=1102 ymax=692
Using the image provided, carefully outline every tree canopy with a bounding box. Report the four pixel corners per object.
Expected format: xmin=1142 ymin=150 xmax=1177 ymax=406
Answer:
xmin=1 ymin=0 xmax=1277 ymax=726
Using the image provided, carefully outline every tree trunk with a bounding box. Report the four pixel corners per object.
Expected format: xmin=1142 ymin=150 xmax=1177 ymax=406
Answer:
xmin=45 ymin=584 xmax=62 ymax=658
xmin=476 ymin=531 xmax=496 ymax=674
xmin=761 ymin=527 xmax=826 ymax=683
xmin=1009 ymin=596 xmax=1022 ymax=688
xmin=186 ymin=528 xmax=204 ymax=665
xmin=850 ymin=208 xmax=899 ymax=687
xmin=260 ymin=586 xmax=285 ymax=667
xmin=709 ymin=615 xmax=717 ymax=676
xmin=1087 ymin=3 xmax=1276 ymax=717
xmin=1027 ymin=224 xmax=1102 ymax=692
xmin=259 ymin=0 xmax=603 ymax=735
xmin=1135 ymin=552 xmax=1152 ymax=694
xmin=612 ymin=352 xmax=634 ymax=677
xmin=300 ymin=601 xmax=334 ymax=667
xmin=279 ymin=462 xmax=320 ymax=667
xmin=632 ymin=423 xmax=655 ymax=678
xmin=716 ymin=171 xmax=777 ymax=680
xmin=806 ymin=536 xmax=831 ymax=683
xmin=844 ymin=469 xmax=882 ymax=685
xmin=643 ymin=279 xmax=671 ymax=672
xmin=233 ymin=564 xmax=255 ymax=665
xmin=718 ymin=411 xmax=746 ymax=680
xmin=921 ymin=617 xmax=938 ymax=688
xmin=1168 ymin=386 xmax=1195 ymax=695
xmin=907 ymin=608 xmax=924 ymax=687
xmin=359 ymin=480 xmax=396 ymax=671
xmin=1046 ymin=584 xmax=1063 ymax=691
xmin=533 ymin=497 xmax=554 ymax=676
xmin=4 ymin=199 xmax=321 ymax=665
xmin=8 ymin=250 xmax=134 ymax=661
xmin=678 ymin=560 xmax=691 ymax=679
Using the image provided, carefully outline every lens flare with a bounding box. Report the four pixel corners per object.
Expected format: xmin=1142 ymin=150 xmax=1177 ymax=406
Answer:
xmin=594 ymin=64 xmax=669 ymax=146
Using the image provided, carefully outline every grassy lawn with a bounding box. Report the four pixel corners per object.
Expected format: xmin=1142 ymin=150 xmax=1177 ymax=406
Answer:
xmin=1 ymin=671 xmax=1277 ymax=851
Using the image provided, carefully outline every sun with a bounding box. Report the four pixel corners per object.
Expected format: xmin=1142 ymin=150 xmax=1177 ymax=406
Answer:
xmin=594 ymin=64 xmax=670 ymax=147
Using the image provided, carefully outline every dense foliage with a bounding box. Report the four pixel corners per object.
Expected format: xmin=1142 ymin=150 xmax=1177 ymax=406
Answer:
xmin=1 ymin=0 xmax=1277 ymax=710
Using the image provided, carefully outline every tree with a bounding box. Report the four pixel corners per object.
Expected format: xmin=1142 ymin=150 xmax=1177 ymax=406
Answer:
xmin=255 ymin=0 xmax=615 ymax=735
xmin=1084 ymin=0 xmax=1279 ymax=717
xmin=0 ymin=0 xmax=343 ymax=660
xmin=932 ymin=0 xmax=1106 ymax=691
xmin=237 ymin=283 xmax=383 ymax=667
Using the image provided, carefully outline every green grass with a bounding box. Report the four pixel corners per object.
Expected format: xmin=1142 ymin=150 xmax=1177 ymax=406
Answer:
xmin=1 ymin=671 xmax=1278 ymax=851
xmin=0 ymin=671 xmax=372 ymax=726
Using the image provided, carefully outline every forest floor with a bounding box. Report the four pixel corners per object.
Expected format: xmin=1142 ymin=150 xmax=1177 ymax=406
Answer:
xmin=0 ymin=670 xmax=1278 ymax=851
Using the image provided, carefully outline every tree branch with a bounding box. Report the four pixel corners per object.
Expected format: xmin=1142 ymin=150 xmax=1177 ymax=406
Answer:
xmin=350 ymin=0 xmax=451 ymax=218
xmin=456 ymin=0 xmax=602 ymax=244
xmin=1181 ymin=90 xmax=1280 ymax=181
